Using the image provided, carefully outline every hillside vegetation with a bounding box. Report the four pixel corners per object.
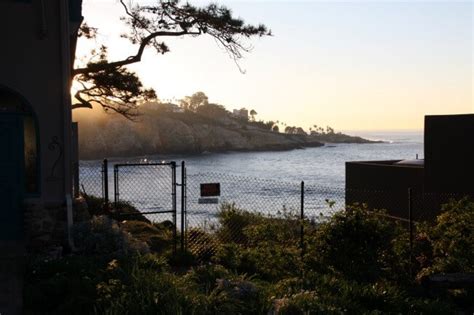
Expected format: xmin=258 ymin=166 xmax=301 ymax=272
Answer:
xmin=74 ymin=97 xmax=376 ymax=159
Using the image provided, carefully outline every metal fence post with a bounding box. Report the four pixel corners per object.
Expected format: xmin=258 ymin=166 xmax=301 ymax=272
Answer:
xmin=114 ymin=165 xmax=119 ymax=208
xmin=408 ymin=187 xmax=413 ymax=277
xmin=180 ymin=161 xmax=186 ymax=253
xmin=183 ymin=164 xmax=188 ymax=251
xmin=300 ymin=181 xmax=305 ymax=260
xmin=171 ymin=162 xmax=177 ymax=254
xmin=102 ymin=159 xmax=109 ymax=211
xmin=72 ymin=122 xmax=80 ymax=198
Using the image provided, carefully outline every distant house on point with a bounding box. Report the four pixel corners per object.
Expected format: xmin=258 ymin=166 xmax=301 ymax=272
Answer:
xmin=233 ymin=108 xmax=249 ymax=120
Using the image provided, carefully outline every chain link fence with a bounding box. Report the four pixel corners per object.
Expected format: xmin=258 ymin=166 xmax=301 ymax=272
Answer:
xmin=78 ymin=160 xmax=105 ymax=199
xmin=78 ymin=160 xmax=471 ymax=260
xmin=113 ymin=163 xmax=176 ymax=221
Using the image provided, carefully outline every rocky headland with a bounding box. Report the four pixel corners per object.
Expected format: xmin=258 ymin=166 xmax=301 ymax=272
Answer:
xmin=76 ymin=108 xmax=376 ymax=160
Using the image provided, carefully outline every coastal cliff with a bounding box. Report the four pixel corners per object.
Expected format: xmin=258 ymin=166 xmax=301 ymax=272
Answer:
xmin=75 ymin=106 xmax=375 ymax=159
xmin=77 ymin=113 xmax=324 ymax=159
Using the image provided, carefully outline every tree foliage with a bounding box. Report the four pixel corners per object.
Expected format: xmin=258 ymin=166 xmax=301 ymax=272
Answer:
xmin=180 ymin=91 xmax=209 ymax=111
xmin=72 ymin=46 xmax=156 ymax=118
xmin=73 ymin=0 xmax=271 ymax=119
xmin=249 ymin=109 xmax=257 ymax=121
xmin=284 ymin=126 xmax=307 ymax=135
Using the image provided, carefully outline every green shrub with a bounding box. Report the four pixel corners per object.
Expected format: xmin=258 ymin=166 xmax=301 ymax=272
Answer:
xmin=420 ymin=197 xmax=474 ymax=276
xmin=187 ymin=228 xmax=219 ymax=261
xmin=111 ymin=201 xmax=151 ymax=223
xmin=82 ymin=193 xmax=151 ymax=223
xmin=120 ymin=220 xmax=173 ymax=253
xmin=73 ymin=216 xmax=149 ymax=257
xmin=305 ymin=204 xmax=402 ymax=282
xmin=216 ymin=203 xmax=265 ymax=244
xmin=272 ymin=273 xmax=453 ymax=314
xmin=95 ymin=267 xmax=189 ymax=315
xmin=26 ymin=199 xmax=471 ymax=314
xmin=184 ymin=264 xmax=232 ymax=294
xmin=244 ymin=214 xmax=301 ymax=247
xmin=206 ymin=277 xmax=267 ymax=314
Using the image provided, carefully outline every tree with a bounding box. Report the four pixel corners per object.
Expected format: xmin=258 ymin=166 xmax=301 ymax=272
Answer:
xmin=272 ymin=125 xmax=279 ymax=133
xmin=72 ymin=0 xmax=271 ymax=119
xmin=285 ymin=126 xmax=295 ymax=134
xmin=250 ymin=109 xmax=257 ymax=121
xmin=196 ymin=103 xmax=227 ymax=118
xmin=72 ymin=45 xmax=156 ymax=117
xmin=180 ymin=91 xmax=209 ymax=111
xmin=295 ymin=127 xmax=307 ymax=135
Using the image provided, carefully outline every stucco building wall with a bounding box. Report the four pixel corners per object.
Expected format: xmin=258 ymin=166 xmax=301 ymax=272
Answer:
xmin=0 ymin=1 xmax=75 ymax=248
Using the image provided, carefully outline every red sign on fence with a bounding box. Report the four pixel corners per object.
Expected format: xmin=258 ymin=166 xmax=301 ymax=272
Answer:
xmin=200 ymin=183 xmax=220 ymax=197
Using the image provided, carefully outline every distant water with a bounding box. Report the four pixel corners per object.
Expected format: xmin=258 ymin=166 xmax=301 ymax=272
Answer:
xmin=80 ymin=130 xmax=423 ymax=220
xmin=133 ymin=130 xmax=423 ymax=187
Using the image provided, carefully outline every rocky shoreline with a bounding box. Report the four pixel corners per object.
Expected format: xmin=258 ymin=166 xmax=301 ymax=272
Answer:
xmin=77 ymin=112 xmax=377 ymax=160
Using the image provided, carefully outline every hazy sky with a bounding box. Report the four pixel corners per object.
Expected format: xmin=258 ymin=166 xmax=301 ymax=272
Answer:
xmin=78 ymin=0 xmax=473 ymax=131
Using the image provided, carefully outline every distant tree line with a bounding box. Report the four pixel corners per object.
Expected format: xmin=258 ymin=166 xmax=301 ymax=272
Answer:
xmin=283 ymin=124 xmax=338 ymax=136
xmin=138 ymin=91 xmax=341 ymax=136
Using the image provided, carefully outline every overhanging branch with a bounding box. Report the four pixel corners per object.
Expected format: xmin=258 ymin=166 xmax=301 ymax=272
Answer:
xmin=72 ymin=30 xmax=200 ymax=76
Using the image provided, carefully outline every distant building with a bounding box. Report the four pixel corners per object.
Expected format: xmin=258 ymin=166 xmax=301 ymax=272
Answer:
xmin=233 ymin=108 xmax=249 ymax=120
xmin=346 ymin=114 xmax=474 ymax=221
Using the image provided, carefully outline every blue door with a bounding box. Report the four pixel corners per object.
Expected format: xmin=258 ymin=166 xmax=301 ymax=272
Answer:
xmin=0 ymin=115 xmax=23 ymax=240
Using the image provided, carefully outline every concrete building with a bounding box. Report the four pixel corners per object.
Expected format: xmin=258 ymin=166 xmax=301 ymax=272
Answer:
xmin=232 ymin=108 xmax=249 ymax=120
xmin=346 ymin=114 xmax=474 ymax=221
xmin=0 ymin=1 xmax=82 ymax=312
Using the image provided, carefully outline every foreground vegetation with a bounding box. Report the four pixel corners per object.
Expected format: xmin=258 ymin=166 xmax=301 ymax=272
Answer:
xmin=24 ymin=198 xmax=474 ymax=314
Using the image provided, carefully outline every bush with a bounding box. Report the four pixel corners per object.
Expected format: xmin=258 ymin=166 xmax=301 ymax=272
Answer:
xmin=73 ymin=216 xmax=149 ymax=257
xmin=215 ymin=244 xmax=300 ymax=281
xmin=272 ymin=274 xmax=452 ymax=315
xmin=305 ymin=204 xmax=402 ymax=282
xmin=216 ymin=203 xmax=264 ymax=244
xmin=213 ymin=206 xmax=302 ymax=280
xmin=187 ymin=228 xmax=219 ymax=261
xmin=120 ymin=220 xmax=173 ymax=253
xmin=420 ymin=197 xmax=474 ymax=276
xmin=111 ymin=200 xmax=151 ymax=223
xmin=95 ymin=264 xmax=189 ymax=314
xmin=82 ymin=194 xmax=151 ymax=223
xmin=26 ymin=199 xmax=472 ymax=314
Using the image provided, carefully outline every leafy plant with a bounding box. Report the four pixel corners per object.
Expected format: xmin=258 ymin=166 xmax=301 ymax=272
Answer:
xmin=305 ymin=204 xmax=402 ymax=282
xmin=73 ymin=215 xmax=149 ymax=257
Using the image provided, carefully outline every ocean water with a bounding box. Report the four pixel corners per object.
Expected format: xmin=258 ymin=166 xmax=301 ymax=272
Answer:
xmin=175 ymin=130 xmax=423 ymax=187
xmin=79 ymin=130 xmax=423 ymax=222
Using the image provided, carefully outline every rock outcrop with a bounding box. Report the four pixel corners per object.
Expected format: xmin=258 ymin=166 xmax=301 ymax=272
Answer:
xmin=77 ymin=113 xmax=324 ymax=159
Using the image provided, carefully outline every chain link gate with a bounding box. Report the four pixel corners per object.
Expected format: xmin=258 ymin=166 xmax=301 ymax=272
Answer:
xmin=113 ymin=162 xmax=181 ymax=252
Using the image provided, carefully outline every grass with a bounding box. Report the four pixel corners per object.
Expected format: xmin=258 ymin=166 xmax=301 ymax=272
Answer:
xmin=24 ymin=198 xmax=474 ymax=314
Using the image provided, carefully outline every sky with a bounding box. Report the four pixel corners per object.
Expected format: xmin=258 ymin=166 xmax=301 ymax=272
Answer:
xmin=77 ymin=0 xmax=473 ymax=131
